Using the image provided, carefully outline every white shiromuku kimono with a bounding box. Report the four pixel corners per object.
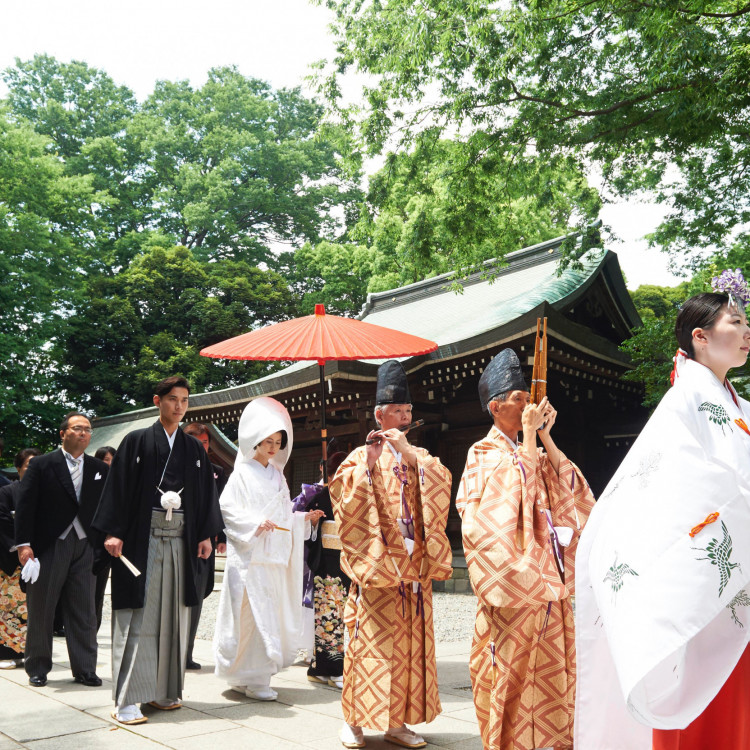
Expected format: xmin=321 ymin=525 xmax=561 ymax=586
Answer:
xmin=213 ymin=397 xmax=307 ymax=688
xmin=575 ymin=356 xmax=750 ymax=749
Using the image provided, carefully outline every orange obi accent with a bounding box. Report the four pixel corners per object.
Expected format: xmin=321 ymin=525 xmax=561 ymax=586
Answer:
xmin=735 ymin=418 xmax=750 ymax=436
xmin=689 ymin=512 xmax=720 ymax=538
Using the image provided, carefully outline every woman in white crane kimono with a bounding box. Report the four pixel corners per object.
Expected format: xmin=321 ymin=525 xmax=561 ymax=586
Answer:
xmin=213 ymin=397 xmax=324 ymax=700
xmin=576 ymin=285 xmax=750 ymax=750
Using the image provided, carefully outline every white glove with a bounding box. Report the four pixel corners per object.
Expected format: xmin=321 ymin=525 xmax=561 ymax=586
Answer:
xmin=160 ymin=490 xmax=182 ymax=521
xmin=21 ymin=558 xmax=40 ymax=584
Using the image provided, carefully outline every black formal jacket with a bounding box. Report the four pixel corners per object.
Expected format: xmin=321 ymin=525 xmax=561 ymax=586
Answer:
xmin=0 ymin=481 xmax=20 ymax=575
xmin=92 ymin=422 xmax=223 ymax=610
xmin=14 ymin=448 xmax=109 ymax=558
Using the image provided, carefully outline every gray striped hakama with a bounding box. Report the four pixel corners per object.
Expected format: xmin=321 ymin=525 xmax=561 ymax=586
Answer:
xmin=112 ymin=509 xmax=189 ymax=706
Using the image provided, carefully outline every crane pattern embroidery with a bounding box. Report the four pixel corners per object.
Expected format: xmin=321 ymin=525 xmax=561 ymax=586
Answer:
xmin=603 ymin=555 xmax=639 ymax=601
xmin=693 ymin=521 xmax=742 ymax=596
xmin=727 ymin=589 xmax=750 ymax=628
xmin=698 ymin=402 xmax=733 ymax=434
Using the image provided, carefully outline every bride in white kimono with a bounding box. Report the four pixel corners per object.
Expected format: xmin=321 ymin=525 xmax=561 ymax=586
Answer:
xmin=214 ymin=397 xmax=324 ymax=700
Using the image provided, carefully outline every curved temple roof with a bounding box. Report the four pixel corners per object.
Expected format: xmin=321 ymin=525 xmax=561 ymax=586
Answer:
xmin=91 ymin=232 xmax=640 ymax=443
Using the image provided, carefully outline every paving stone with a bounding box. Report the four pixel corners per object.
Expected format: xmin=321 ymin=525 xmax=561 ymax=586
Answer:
xmin=209 ymin=700 xmax=344 ymax=743
xmin=167 ymin=727 xmax=308 ymax=750
xmin=0 ymin=680 xmax=104 ymax=742
xmin=454 ymin=578 xmax=470 ymax=593
xmin=0 ymin=733 xmax=23 ymax=750
xmin=25 ymin=727 xmax=161 ymax=749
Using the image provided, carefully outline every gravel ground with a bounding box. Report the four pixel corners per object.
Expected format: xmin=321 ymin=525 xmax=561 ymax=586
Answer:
xmin=101 ymin=587 xmax=477 ymax=645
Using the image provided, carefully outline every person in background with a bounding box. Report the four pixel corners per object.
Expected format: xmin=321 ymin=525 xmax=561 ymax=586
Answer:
xmin=90 ymin=446 xmax=117 ymax=630
xmin=290 ymin=465 xmax=325 ymax=664
xmin=15 ymin=413 xmax=109 ymax=688
xmin=181 ymin=422 xmax=227 ymax=670
xmin=0 ymin=448 xmax=41 ymax=669
xmin=303 ymin=451 xmax=349 ymax=690
xmin=0 ymin=438 xmax=11 ymax=487
xmin=94 ymin=446 xmax=116 ymax=466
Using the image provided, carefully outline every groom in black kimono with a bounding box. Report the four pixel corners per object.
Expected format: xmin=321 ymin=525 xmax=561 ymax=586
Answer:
xmin=92 ymin=376 xmax=222 ymax=725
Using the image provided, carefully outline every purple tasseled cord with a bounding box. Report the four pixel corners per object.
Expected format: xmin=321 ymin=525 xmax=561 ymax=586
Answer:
xmin=393 ymin=464 xmax=415 ymax=540
xmin=541 ymin=508 xmax=565 ymax=575
xmin=415 ymin=583 xmax=424 ymax=618
xmin=291 ymin=482 xmax=323 ymax=608
xmin=516 ymin=455 xmax=527 ymax=483
xmin=538 ymin=601 xmax=552 ymax=641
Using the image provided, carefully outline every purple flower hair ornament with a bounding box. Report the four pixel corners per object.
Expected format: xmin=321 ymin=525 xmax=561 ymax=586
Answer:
xmin=711 ymin=268 xmax=750 ymax=309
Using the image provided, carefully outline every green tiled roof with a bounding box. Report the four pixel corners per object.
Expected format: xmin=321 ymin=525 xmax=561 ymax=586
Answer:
xmin=358 ymin=240 xmax=613 ymax=349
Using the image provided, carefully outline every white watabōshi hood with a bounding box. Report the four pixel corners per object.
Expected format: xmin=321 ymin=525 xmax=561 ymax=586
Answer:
xmin=236 ymin=396 xmax=293 ymax=472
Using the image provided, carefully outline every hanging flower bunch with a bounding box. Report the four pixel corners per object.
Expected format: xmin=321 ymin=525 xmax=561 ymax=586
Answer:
xmin=711 ymin=269 xmax=750 ymax=308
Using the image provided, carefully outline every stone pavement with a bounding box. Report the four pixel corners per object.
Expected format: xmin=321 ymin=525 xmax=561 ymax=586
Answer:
xmin=0 ymin=635 xmax=481 ymax=749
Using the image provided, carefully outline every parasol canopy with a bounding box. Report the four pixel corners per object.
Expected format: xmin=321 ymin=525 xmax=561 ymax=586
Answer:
xmin=200 ymin=304 xmax=438 ymax=364
xmin=200 ymin=304 xmax=438 ymax=481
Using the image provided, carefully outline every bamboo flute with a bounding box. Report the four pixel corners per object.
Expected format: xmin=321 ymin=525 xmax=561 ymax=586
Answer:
xmin=531 ymin=317 xmax=548 ymax=404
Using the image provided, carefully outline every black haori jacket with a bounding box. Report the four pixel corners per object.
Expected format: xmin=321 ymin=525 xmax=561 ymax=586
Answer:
xmin=92 ymin=421 xmax=223 ymax=610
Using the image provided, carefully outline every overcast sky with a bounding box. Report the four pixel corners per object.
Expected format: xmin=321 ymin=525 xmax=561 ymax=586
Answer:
xmin=1 ymin=0 xmax=683 ymax=289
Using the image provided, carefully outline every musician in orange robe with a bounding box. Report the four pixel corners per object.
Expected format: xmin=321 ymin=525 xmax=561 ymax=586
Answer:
xmin=456 ymin=349 xmax=595 ymax=750
xmin=330 ymin=360 xmax=453 ymax=749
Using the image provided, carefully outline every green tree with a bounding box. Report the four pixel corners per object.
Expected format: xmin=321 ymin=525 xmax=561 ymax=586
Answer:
xmin=280 ymin=240 xmax=376 ymax=315
xmin=0 ymin=108 xmax=95 ymax=453
xmin=4 ymin=54 xmax=137 ymax=160
xmin=283 ymin=138 xmax=602 ymax=314
xmin=3 ymin=55 xmax=147 ymax=269
xmin=131 ymin=67 xmax=361 ymax=265
xmin=317 ymin=0 xmax=750 ymax=267
xmin=60 ymin=243 xmax=295 ymax=415
xmin=4 ymin=57 xmax=362 ymax=269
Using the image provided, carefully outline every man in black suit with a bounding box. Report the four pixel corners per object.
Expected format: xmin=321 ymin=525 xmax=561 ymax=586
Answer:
xmin=15 ymin=412 xmax=108 ymax=687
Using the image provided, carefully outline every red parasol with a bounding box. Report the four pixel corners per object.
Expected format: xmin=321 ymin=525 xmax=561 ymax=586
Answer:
xmin=200 ymin=304 xmax=438 ymax=480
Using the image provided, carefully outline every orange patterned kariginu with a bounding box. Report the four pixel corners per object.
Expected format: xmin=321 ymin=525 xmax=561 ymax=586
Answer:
xmin=330 ymin=445 xmax=452 ymax=730
xmin=456 ymin=426 xmax=595 ymax=750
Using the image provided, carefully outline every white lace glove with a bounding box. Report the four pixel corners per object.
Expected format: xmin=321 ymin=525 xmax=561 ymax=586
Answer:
xmin=21 ymin=558 xmax=40 ymax=584
xmin=160 ymin=490 xmax=182 ymax=520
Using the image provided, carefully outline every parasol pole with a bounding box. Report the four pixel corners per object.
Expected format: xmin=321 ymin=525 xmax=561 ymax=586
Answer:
xmin=319 ymin=361 xmax=329 ymax=484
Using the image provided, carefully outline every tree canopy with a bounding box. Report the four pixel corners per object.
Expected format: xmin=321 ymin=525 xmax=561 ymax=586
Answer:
xmin=4 ymin=55 xmax=362 ymax=269
xmin=282 ymin=138 xmax=602 ymax=315
xmin=60 ymin=242 xmax=294 ymax=415
xmin=317 ymin=0 xmax=750 ymax=267
xmin=0 ymin=106 xmax=96 ymax=451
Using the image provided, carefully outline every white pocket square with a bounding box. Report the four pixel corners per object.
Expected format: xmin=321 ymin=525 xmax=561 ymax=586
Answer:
xmin=95 ymin=472 xmax=102 ymax=480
